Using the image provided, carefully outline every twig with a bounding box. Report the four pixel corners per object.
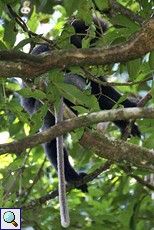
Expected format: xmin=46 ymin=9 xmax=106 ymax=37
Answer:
xmin=81 ymin=67 xmax=153 ymax=87
xmin=19 ymin=149 xmax=31 ymax=195
xmin=120 ymin=166 xmax=154 ymax=191
xmin=129 ymin=174 xmax=154 ymax=190
xmin=7 ymin=4 xmax=58 ymax=49
xmin=92 ymin=2 xmax=108 ymax=47
xmin=138 ymin=90 xmax=152 ymax=107
xmin=3 ymin=171 xmax=20 ymax=201
xmin=109 ymin=0 xmax=144 ymax=26
xmin=21 ymin=157 xmax=46 ymax=204
xmin=20 ymin=160 xmax=112 ymax=210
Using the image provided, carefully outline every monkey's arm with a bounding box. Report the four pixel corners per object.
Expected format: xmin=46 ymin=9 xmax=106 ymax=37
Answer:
xmin=91 ymin=77 xmax=141 ymax=137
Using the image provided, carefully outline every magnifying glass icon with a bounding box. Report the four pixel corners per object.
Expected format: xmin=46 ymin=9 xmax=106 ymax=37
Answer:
xmin=3 ymin=211 xmax=18 ymax=227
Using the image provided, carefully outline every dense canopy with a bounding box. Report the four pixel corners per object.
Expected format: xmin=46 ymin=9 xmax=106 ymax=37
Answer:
xmin=1 ymin=0 xmax=154 ymax=229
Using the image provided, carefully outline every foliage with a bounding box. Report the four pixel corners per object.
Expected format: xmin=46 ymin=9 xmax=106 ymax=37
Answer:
xmin=0 ymin=0 xmax=154 ymax=229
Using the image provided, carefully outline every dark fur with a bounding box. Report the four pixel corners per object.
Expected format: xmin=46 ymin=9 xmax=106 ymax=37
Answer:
xmin=70 ymin=17 xmax=108 ymax=48
xmin=20 ymin=17 xmax=140 ymax=192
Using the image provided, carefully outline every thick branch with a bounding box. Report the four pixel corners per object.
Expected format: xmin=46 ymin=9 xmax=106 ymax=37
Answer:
xmin=0 ymin=19 xmax=154 ymax=78
xmin=0 ymin=107 xmax=153 ymax=154
xmin=80 ymin=128 xmax=154 ymax=171
xmin=1 ymin=107 xmax=154 ymax=170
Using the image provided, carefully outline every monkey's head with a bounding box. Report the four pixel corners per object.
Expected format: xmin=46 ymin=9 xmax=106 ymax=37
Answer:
xmin=70 ymin=16 xmax=108 ymax=48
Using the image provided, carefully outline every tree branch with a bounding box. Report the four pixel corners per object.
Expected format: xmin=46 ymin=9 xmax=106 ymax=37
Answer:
xmin=0 ymin=18 xmax=154 ymax=78
xmin=20 ymin=161 xmax=112 ymax=210
xmin=1 ymin=107 xmax=154 ymax=170
xmin=109 ymin=0 xmax=144 ymax=25
xmin=21 ymin=157 xmax=46 ymax=204
xmin=0 ymin=107 xmax=154 ymax=155
xmin=120 ymin=166 xmax=154 ymax=191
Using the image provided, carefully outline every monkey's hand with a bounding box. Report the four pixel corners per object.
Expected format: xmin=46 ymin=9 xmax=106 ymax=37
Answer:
xmin=130 ymin=123 xmax=141 ymax=137
xmin=121 ymin=122 xmax=141 ymax=138
xmin=114 ymin=120 xmax=141 ymax=138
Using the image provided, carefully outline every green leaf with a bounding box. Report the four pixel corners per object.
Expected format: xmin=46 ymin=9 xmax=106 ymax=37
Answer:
xmin=0 ymin=40 xmax=7 ymax=49
xmin=105 ymin=28 xmax=133 ymax=45
xmin=27 ymin=6 xmax=38 ymax=32
xmin=56 ymin=24 xmax=75 ymax=48
xmin=110 ymin=15 xmax=141 ymax=31
xmin=127 ymin=58 xmax=141 ymax=80
xmin=110 ymin=37 xmax=126 ymax=45
xmin=14 ymin=37 xmax=35 ymax=49
xmin=4 ymin=20 xmax=16 ymax=48
xmin=64 ymin=0 xmax=80 ymax=16
xmin=47 ymin=82 xmax=61 ymax=112
xmin=71 ymin=127 xmax=84 ymax=143
xmin=117 ymin=94 xmax=128 ymax=104
xmin=101 ymin=215 xmax=118 ymax=223
xmin=94 ymin=0 xmax=109 ymax=11
xmin=71 ymin=106 xmax=88 ymax=114
xmin=149 ymin=50 xmax=154 ymax=69
xmin=4 ymin=102 xmax=30 ymax=123
xmin=18 ymin=88 xmax=46 ymax=100
xmin=1 ymin=0 xmax=19 ymax=5
xmin=0 ymin=1 xmax=4 ymax=18
xmin=55 ymin=82 xmax=97 ymax=109
xmin=0 ymin=182 xmax=3 ymax=208
xmin=30 ymin=102 xmax=49 ymax=134
xmin=64 ymin=0 xmax=92 ymax=22
xmin=88 ymin=187 xmax=103 ymax=196
xmin=82 ymin=37 xmax=91 ymax=48
xmin=77 ymin=0 xmax=92 ymax=23
xmin=151 ymin=85 xmax=154 ymax=102
xmin=48 ymin=68 xmax=100 ymax=111
xmin=9 ymin=122 xmax=23 ymax=136
xmin=140 ymin=0 xmax=149 ymax=8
